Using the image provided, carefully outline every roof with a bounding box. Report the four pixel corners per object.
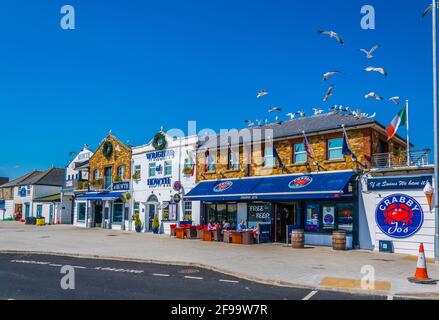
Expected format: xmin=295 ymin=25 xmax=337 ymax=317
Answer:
xmin=0 ymin=171 xmax=42 ymax=188
xmin=0 ymin=177 xmax=9 ymax=186
xmin=12 ymin=168 xmax=66 ymax=187
xmin=34 ymin=193 xmax=61 ymax=202
xmin=198 ymin=112 xmax=403 ymax=150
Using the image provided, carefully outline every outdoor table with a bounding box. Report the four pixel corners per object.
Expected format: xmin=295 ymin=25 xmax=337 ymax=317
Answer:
xmin=223 ymin=230 xmax=232 ymax=243
xmin=231 ymin=231 xmax=243 ymax=244
xmin=242 ymin=231 xmax=255 ymax=245
xmin=202 ymin=230 xmax=213 ymax=241
xmin=176 ymin=228 xmax=186 ymax=239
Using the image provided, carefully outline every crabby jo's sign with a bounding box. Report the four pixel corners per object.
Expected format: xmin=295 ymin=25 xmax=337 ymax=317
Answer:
xmin=375 ymin=194 xmax=424 ymax=239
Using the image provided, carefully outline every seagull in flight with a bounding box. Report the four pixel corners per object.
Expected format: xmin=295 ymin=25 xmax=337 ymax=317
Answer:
xmin=257 ymin=90 xmax=268 ymax=99
xmin=422 ymin=4 xmax=433 ymax=19
xmin=323 ymin=70 xmax=343 ymax=81
xmin=365 ymin=66 xmax=388 ymax=76
xmin=323 ymin=85 xmax=334 ymax=102
xmin=244 ymin=120 xmax=255 ymax=127
xmin=313 ymin=108 xmax=324 ymax=115
xmin=360 ymin=45 xmax=380 ymax=59
xmin=318 ymin=30 xmax=345 ymax=45
xmin=365 ymin=92 xmax=384 ymax=101
xmin=286 ymin=113 xmax=295 ymax=120
xmin=268 ymin=107 xmax=282 ymax=113
xmin=295 ymin=111 xmax=306 ymax=118
xmin=389 ymin=96 xmax=401 ymax=105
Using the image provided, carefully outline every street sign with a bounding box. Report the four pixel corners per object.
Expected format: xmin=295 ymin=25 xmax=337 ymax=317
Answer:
xmin=173 ymin=181 xmax=182 ymax=192
xmin=173 ymin=193 xmax=181 ymax=203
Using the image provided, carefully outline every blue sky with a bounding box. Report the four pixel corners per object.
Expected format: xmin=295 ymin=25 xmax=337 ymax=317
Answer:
xmin=0 ymin=0 xmax=435 ymax=179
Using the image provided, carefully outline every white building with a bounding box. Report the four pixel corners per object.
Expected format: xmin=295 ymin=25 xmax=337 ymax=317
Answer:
xmin=131 ymin=131 xmax=200 ymax=234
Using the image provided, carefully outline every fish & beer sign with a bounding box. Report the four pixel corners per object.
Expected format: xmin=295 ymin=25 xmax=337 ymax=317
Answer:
xmin=213 ymin=181 xmax=233 ymax=193
xmin=288 ymin=176 xmax=313 ymax=189
xmin=375 ymin=194 xmax=424 ymax=238
xmin=367 ymin=176 xmax=433 ymax=191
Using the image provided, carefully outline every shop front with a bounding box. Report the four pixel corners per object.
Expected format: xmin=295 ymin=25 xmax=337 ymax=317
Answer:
xmin=186 ymin=171 xmax=357 ymax=247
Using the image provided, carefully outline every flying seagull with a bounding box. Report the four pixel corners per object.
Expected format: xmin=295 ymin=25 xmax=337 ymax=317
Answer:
xmin=389 ymin=96 xmax=401 ymax=105
xmin=365 ymin=66 xmax=388 ymax=76
xmin=323 ymin=85 xmax=334 ymax=102
xmin=422 ymin=4 xmax=433 ymax=19
xmin=257 ymin=90 xmax=268 ymax=99
xmin=318 ymin=30 xmax=345 ymax=45
xmin=295 ymin=111 xmax=306 ymax=117
xmin=360 ymin=45 xmax=380 ymax=59
xmin=244 ymin=120 xmax=255 ymax=127
xmin=313 ymin=108 xmax=324 ymax=115
xmin=286 ymin=113 xmax=295 ymax=120
xmin=365 ymin=92 xmax=384 ymax=101
xmin=323 ymin=70 xmax=343 ymax=81
xmin=268 ymin=107 xmax=282 ymax=113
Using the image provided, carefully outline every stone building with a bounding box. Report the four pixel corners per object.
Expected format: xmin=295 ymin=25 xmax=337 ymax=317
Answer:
xmin=186 ymin=112 xmax=411 ymax=248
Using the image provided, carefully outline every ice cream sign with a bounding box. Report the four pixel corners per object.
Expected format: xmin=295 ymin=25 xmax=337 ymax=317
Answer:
xmin=375 ymin=194 xmax=424 ymax=239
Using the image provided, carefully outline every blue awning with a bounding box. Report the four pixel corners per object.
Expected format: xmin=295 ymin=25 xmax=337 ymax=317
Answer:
xmin=185 ymin=171 xmax=355 ymax=202
xmin=75 ymin=192 xmax=125 ymax=201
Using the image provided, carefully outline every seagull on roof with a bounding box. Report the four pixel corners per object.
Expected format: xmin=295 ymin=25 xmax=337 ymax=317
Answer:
xmin=244 ymin=120 xmax=255 ymax=127
xmin=422 ymin=4 xmax=433 ymax=19
xmin=368 ymin=112 xmax=377 ymax=119
xmin=268 ymin=107 xmax=282 ymax=113
xmin=255 ymin=119 xmax=264 ymax=126
xmin=286 ymin=113 xmax=295 ymax=120
xmin=323 ymin=85 xmax=334 ymax=102
xmin=318 ymin=30 xmax=345 ymax=45
xmin=365 ymin=66 xmax=388 ymax=76
xmin=295 ymin=111 xmax=306 ymax=118
xmin=257 ymin=90 xmax=269 ymax=99
xmin=360 ymin=45 xmax=380 ymax=59
xmin=313 ymin=108 xmax=324 ymax=115
xmin=275 ymin=116 xmax=283 ymax=125
xmin=365 ymin=92 xmax=384 ymax=101
xmin=323 ymin=70 xmax=343 ymax=81
xmin=389 ymin=96 xmax=401 ymax=105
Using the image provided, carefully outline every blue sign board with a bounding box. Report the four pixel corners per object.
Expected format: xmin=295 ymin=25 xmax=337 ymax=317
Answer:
xmin=258 ymin=223 xmax=271 ymax=244
xmin=148 ymin=177 xmax=172 ymax=188
xmin=375 ymin=194 xmax=424 ymax=239
xmin=367 ymin=176 xmax=433 ymax=191
xmin=19 ymin=187 xmax=27 ymax=197
xmin=146 ymin=150 xmax=175 ymax=161
xmin=113 ymin=182 xmax=130 ymax=191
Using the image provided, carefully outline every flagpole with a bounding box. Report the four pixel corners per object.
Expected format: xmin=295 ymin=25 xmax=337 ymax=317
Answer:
xmin=406 ymin=100 xmax=410 ymax=167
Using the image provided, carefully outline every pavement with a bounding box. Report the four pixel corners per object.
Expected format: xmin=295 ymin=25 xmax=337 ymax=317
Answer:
xmin=0 ymin=221 xmax=438 ymax=299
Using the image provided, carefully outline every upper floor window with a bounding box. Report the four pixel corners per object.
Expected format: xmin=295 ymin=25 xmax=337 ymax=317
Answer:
xmin=165 ymin=161 xmax=172 ymax=176
xmin=133 ymin=165 xmax=141 ymax=179
xmin=205 ymin=151 xmax=217 ymax=173
xmin=93 ymin=169 xmax=100 ymax=180
xmin=264 ymin=146 xmax=275 ymax=168
xmin=294 ymin=143 xmax=307 ymax=164
xmin=117 ymin=165 xmax=125 ymax=180
xmin=228 ymin=148 xmax=239 ymax=170
xmin=149 ymin=163 xmax=156 ymax=177
xmin=328 ymin=138 xmax=344 ymax=160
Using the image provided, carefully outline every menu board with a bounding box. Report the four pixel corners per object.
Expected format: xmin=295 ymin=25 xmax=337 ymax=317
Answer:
xmin=248 ymin=203 xmax=273 ymax=223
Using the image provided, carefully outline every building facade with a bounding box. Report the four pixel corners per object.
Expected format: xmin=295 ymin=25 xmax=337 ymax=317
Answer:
xmin=131 ymin=131 xmax=199 ymax=234
xmin=186 ymin=113 xmax=411 ymax=248
xmin=73 ymin=134 xmax=132 ymax=230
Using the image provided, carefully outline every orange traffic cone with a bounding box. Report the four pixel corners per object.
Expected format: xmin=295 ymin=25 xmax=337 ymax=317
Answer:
xmin=408 ymin=243 xmax=437 ymax=284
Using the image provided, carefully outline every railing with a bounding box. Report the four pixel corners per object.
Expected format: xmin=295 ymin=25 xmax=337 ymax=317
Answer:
xmin=64 ymin=179 xmax=90 ymax=191
xmin=371 ymin=149 xmax=431 ymax=169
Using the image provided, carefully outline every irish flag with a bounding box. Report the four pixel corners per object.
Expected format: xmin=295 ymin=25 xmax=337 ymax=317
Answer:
xmin=386 ymin=106 xmax=407 ymax=140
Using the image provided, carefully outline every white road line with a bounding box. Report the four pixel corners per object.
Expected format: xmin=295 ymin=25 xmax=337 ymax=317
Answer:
xmin=184 ymin=276 xmax=204 ymax=280
xmin=49 ymin=264 xmax=62 ymax=267
xmin=153 ymin=273 xmax=170 ymax=277
xmin=387 ymin=295 xmax=394 ymax=300
xmin=7 ymin=299 xmax=14 ymax=301
xmin=72 ymin=266 xmax=87 ymax=269
xmin=302 ymin=290 xmax=318 ymax=301
xmin=219 ymin=279 xmax=239 ymax=284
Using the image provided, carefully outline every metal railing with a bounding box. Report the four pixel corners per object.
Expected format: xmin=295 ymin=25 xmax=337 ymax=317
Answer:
xmin=371 ymin=149 xmax=431 ymax=169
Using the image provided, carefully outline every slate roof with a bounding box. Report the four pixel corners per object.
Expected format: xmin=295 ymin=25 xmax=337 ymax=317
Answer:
xmin=0 ymin=177 xmax=9 ymax=186
xmin=198 ymin=112 xmax=398 ymax=150
xmin=0 ymin=171 xmax=42 ymax=188
xmin=18 ymin=168 xmax=66 ymax=187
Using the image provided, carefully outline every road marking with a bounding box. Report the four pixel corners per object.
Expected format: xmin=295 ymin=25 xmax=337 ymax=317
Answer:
xmin=72 ymin=266 xmax=87 ymax=269
xmin=153 ymin=273 xmax=170 ymax=277
xmin=219 ymin=279 xmax=239 ymax=284
xmin=387 ymin=295 xmax=394 ymax=300
xmin=302 ymin=290 xmax=318 ymax=301
xmin=7 ymin=299 xmax=14 ymax=301
xmin=184 ymin=276 xmax=204 ymax=280
xmin=49 ymin=264 xmax=62 ymax=267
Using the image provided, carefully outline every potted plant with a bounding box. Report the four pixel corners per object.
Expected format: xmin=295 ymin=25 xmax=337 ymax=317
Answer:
xmin=152 ymin=214 xmax=160 ymax=234
xmin=90 ymin=179 xmax=102 ymax=189
xmin=183 ymin=165 xmax=194 ymax=176
xmin=132 ymin=213 xmax=142 ymax=233
xmin=114 ymin=175 xmax=122 ymax=182
xmin=132 ymin=172 xmax=141 ymax=180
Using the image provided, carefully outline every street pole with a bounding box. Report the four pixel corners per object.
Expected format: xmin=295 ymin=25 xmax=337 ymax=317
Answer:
xmin=432 ymin=0 xmax=439 ymax=263
xmin=406 ymin=100 xmax=410 ymax=167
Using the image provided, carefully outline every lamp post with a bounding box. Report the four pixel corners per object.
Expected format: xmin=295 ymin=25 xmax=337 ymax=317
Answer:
xmin=432 ymin=0 xmax=439 ymax=263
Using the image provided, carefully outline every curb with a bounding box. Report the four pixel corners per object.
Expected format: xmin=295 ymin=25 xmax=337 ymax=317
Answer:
xmin=0 ymin=249 xmax=426 ymax=300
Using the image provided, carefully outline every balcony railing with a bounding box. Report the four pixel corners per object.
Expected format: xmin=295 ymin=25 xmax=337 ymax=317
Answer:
xmin=371 ymin=149 xmax=431 ymax=169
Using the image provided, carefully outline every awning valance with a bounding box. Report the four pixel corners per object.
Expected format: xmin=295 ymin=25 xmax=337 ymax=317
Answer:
xmin=185 ymin=171 xmax=355 ymax=202
xmin=75 ymin=192 xmax=125 ymax=201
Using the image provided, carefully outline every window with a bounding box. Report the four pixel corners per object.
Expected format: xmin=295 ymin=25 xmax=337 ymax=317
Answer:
xmin=206 ymin=153 xmax=217 ymax=172
xmin=322 ymin=206 xmax=336 ymax=231
xmin=228 ymin=149 xmax=239 ymax=170
xmin=26 ymin=186 xmax=31 ymax=196
xmin=133 ymin=165 xmax=141 ymax=179
xmin=305 ymin=204 xmax=320 ymax=232
xmin=294 ymin=144 xmax=307 ymax=164
xmin=93 ymin=169 xmax=100 ymax=180
xmin=328 ymin=138 xmax=343 ymax=160
xmin=117 ymin=166 xmax=125 ymax=180
xmin=205 ymin=203 xmax=237 ymax=227
xmin=337 ymin=203 xmax=354 ymax=233
xmin=149 ymin=163 xmax=156 ymax=177
xmin=264 ymin=146 xmax=275 ymax=168
xmin=36 ymin=205 xmax=43 ymax=218
xmin=184 ymin=201 xmax=192 ymax=220
xmin=112 ymin=202 xmax=124 ymax=224
xmin=78 ymin=203 xmax=86 ymax=222
xmin=165 ymin=161 xmax=172 ymax=176
xmin=133 ymin=202 xmax=140 ymax=215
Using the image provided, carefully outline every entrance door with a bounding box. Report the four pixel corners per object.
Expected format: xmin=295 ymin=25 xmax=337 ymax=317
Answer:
xmin=95 ymin=203 xmax=103 ymax=227
xmin=276 ymin=204 xmax=296 ymax=243
xmin=49 ymin=205 xmax=53 ymax=224
xmin=15 ymin=204 xmax=23 ymax=216
xmin=24 ymin=203 xmax=30 ymax=218
xmin=148 ymin=204 xmax=155 ymax=231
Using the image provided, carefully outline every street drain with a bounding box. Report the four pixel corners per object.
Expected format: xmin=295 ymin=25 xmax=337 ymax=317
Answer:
xmin=178 ymin=269 xmax=200 ymax=274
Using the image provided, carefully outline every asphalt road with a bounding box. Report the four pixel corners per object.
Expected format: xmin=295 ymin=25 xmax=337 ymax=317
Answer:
xmin=0 ymin=253 xmax=390 ymax=300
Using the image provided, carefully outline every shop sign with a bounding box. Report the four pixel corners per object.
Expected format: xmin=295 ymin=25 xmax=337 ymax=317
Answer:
xmin=258 ymin=223 xmax=271 ymax=244
xmin=148 ymin=177 xmax=172 ymax=188
xmin=375 ymin=194 xmax=424 ymax=239
xmin=173 ymin=193 xmax=181 ymax=203
xmin=288 ymin=176 xmax=313 ymax=189
xmin=19 ymin=187 xmax=27 ymax=197
xmin=113 ymin=181 xmax=130 ymax=191
xmin=322 ymin=206 xmax=335 ymax=229
xmin=213 ymin=181 xmax=233 ymax=193
xmin=367 ymin=176 xmax=433 ymax=191
xmin=146 ymin=150 xmax=175 ymax=161
xmin=173 ymin=181 xmax=182 ymax=192
xmin=248 ymin=203 xmax=272 ymax=222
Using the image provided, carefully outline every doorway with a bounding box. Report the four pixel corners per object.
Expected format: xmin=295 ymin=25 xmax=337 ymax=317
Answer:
xmin=15 ymin=204 xmax=23 ymax=216
xmin=276 ymin=204 xmax=296 ymax=243
xmin=146 ymin=195 xmax=159 ymax=231
xmin=95 ymin=202 xmax=103 ymax=227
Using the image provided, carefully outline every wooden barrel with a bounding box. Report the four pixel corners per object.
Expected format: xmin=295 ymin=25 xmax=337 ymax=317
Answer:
xmin=291 ymin=230 xmax=305 ymax=249
xmin=332 ymin=231 xmax=347 ymax=251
